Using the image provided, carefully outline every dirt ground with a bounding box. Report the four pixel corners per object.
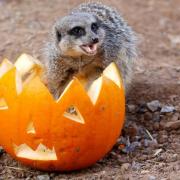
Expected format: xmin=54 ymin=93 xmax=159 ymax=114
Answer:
xmin=0 ymin=0 xmax=180 ymax=179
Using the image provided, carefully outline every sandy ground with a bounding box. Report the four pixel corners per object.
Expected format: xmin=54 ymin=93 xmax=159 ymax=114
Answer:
xmin=0 ymin=0 xmax=179 ymax=179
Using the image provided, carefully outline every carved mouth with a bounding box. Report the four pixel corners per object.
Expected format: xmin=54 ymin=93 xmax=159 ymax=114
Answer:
xmin=13 ymin=143 xmax=57 ymax=161
xmin=80 ymin=44 xmax=97 ymax=55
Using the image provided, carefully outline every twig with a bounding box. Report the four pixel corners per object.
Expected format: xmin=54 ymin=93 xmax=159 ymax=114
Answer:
xmin=145 ymin=129 xmax=154 ymax=141
xmin=5 ymin=166 xmax=34 ymax=174
xmin=153 ymin=148 xmax=163 ymax=157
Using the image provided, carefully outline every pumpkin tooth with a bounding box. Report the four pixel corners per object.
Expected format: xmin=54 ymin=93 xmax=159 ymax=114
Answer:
xmin=0 ymin=59 xmax=13 ymax=78
xmin=64 ymin=106 xmax=85 ymax=124
xmin=14 ymin=54 xmax=44 ymax=90
xmin=87 ymin=77 xmax=103 ymax=105
xmin=103 ymin=62 xmax=123 ymax=88
xmin=15 ymin=54 xmax=43 ymax=77
xmin=13 ymin=143 xmax=57 ymax=161
xmin=57 ymin=79 xmax=74 ymax=102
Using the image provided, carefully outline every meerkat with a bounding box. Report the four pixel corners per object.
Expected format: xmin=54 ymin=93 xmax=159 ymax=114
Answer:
xmin=43 ymin=2 xmax=137 ymax=99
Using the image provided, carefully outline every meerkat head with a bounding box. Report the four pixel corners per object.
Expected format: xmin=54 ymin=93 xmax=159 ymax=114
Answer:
xmin=52 ymin=13 xmax=105 ymax=57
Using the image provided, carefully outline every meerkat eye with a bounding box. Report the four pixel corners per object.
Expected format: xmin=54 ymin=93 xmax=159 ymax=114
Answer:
xmin=56 ymin=30 xmax=61 ymax=42
xmin=91 ymin=23 xmax=99 ymax=33
xmin=68 ymin=26 xmax=86 ymax=37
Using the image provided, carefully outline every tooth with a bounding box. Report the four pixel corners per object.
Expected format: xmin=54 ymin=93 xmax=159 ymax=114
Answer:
xmin=0 ymin=59 xmax=13 ymax=78
xmin=14 ymin=53 xmax=43 ymax=77
xmin=87 ymin=47 xmax=91 ymax=52
xmin=88 ymin=77 xmax=103 ymax=105
xmin=103 ymin=62 xmax=122 ymax=88
xmin=92 ymin=44 xmax=97 ymax=51
xmin=13 ymin=143 xmax=57 ymax=161
xmin=57 ymin=80 xmax=74 ymax=102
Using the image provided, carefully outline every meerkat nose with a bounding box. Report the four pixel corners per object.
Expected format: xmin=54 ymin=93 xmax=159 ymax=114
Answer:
xmin=92 ymin=37 xmax=99 ymax=44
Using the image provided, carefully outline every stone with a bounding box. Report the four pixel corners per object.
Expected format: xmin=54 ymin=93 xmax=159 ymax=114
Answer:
xmin=165 ymin=121 xmax=180 ymax=130
xmin=153 ymin=122 xmax=160 ymax=130
xmin=175 ymin=66 xmax=180 ymax=72
xmin=153 ymin=112 xmax=160 ymax=122
xmin=124 ymin=123 xmax=138 ymax=137
xmin=144 ymin=112 xmax=153 ymax=121
xmin=159 ymin=120 xmax=167 ymax=130
xmin=132 ymin=161 xmax=141 ymax=171
xmin=147 ymin=100 xmax=161 ymax=112
xmin=161 ymin=105 xmax=175 ymax=113
xmin=127 ymin=104 xmax=136 ymax=113
xmin=158 ymin=134 xmax=168 ymax=144
xmin=171 ymin=113 xmax=179 ymax=121
xmin=36 ymin=175 xmax=50 ymax=180
xmin=137 ymin=103 xmax=148 ymax=113
xmin=144 ymin=139 xmax=158 ymax=148
xmin=148 ymin=175 xmax=156 ymax=180
xmin=120 ymin=163 xmax=131 ymax=172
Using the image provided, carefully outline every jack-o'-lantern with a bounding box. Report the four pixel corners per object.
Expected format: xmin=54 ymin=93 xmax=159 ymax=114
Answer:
xmin=0 ymin=54 xmax=125 ymax=171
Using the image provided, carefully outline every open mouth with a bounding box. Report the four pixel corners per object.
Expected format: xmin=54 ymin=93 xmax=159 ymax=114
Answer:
xmin=80 ymin=43 xmax=97 ymax=55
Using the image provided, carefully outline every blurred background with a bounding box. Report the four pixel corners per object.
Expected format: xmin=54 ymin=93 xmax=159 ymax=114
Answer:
xmin=0 ymin=0 xmax=179 ymax=179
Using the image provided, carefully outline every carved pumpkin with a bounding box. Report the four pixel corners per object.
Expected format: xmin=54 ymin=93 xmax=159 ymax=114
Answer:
xmin=0 ymin=54 xmax=125 ymax=171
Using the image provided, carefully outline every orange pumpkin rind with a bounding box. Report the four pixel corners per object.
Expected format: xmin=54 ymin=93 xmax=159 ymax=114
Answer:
xmin=0 ymin=54 xmax=125 ymax=171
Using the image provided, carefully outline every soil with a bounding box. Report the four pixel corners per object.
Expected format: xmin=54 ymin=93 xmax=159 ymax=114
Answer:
xmin=0 ymin=0 xmax=180 ymax=179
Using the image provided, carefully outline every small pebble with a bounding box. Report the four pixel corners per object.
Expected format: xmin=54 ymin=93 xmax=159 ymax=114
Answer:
xmin=165 ymin=121 xmax=180 ymax=130
xmin=132 ymin=161 xmax=142 ymax=171
xmin=110 ymin=151 xmax=118 ymax=158
xmin=175 ymin=66 xmax=180 ymax=72
xmin=158 ymin=134 xmax=168 ymax=144
xmin=137 ymin=103 xmax=148 ymax=113
xmin=120 ymin=163 xmax=131 ymax=172
xmin=172 ymin=154 xmax=178 ymax=162
xmin=144 ymin=112 xmax=153 ymax=121
xmin=141 ymin=170 xmax=149 ymax=174
xmin=127 ymin=104 xmax=136 ymax=113
xmin=153 ymin=122 xmax=160 ymax=130
xmin=147 ymin=100 xmax=161 ymax=112
xmin=123 ymin=141 xmax=141 ymax=153
xmin=144 ymin=139 xmax=158 ymax=148
xmin=161 ymin=105 xmax=175 ymax=113
xmin=148 ymin=175 xmax=156 ymax=180
xmin=36 ymin=175 xmax=50 ymax=180
xmin=171 ymin=113 xmax=179 ymax=121
xmin=153 ymin=112 xmax=160 ymax=122
xmin=124 ymin=123 xmax=138 ymax=137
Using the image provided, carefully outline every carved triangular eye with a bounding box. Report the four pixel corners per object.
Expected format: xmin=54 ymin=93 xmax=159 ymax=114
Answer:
xmin=0 ymin=97 xmax=8 ymax=110
xmin=26 ymin=122 xmax=36 ymax=134
xmin=64 ymin=106 xmax=85 ymax=124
